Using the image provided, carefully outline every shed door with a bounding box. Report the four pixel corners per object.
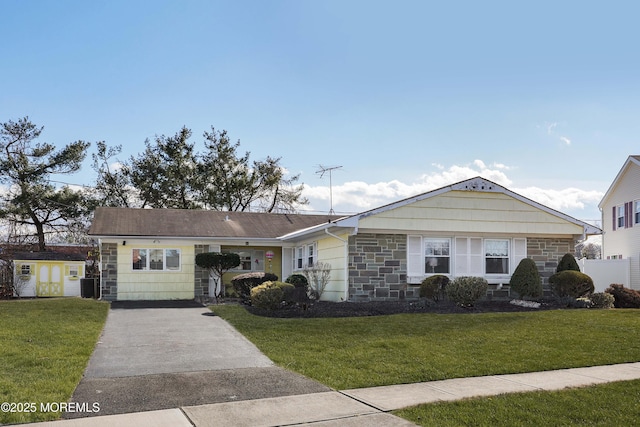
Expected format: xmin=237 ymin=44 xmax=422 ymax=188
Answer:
xmin=36 ymin=263 xmax=63 ymax=296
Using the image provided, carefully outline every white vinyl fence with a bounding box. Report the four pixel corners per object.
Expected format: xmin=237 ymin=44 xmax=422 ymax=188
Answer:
xmin=578 ymin=258 xmax=630 ymax=293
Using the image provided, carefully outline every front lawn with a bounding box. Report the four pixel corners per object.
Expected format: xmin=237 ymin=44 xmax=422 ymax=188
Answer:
xmin=395 ymin=379 xmax=640 ymax=426
xmin=0 ymin=298 xmax=109 ymax=424
xmin=213 ymin=305 xmax=640 ymax=390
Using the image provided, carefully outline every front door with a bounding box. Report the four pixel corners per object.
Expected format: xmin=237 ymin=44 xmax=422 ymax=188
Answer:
xmin=36 ymin=263 xmax=63 ymax=296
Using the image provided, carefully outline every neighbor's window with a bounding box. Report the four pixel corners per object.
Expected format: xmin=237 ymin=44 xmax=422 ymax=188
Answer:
xmin=485 ymin=239 xmax=509 ymax=274
xmin=635 ymin=201 xmax=640 ymax=225
xmin=132 ymin=249 xmax=181 ymax=271
xmin=617 ymin=205 xmax=625 ymax=228
xmin=424 ymin=238 xmax=450 ymax=274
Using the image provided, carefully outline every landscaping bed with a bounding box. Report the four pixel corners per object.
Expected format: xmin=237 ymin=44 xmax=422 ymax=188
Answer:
xmin=244 ymin=298 xmax=566 ymax=318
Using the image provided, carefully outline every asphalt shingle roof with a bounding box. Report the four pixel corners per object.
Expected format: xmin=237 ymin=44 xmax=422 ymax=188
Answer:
xmin=88 ymin=207 xmax=338 ymax=239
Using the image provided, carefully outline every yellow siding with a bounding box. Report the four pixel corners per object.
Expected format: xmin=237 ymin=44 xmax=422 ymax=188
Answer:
xmin=117 ymin=244 xmax=195 ymax=300
xmin=358 ymin=191 xmax=583 ymax=235
xmin=317 ymin=232 xmax=349 ymax=302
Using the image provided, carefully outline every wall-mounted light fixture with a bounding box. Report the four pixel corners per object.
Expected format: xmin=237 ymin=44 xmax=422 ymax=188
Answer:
xmin=122 ymin=240 xmax=126 ymax=246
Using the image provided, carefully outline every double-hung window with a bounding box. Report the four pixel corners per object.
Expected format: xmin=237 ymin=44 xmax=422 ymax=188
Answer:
xmin=294 ymin=243 xmax=316 ymax=270
xmin=635 ymin=201 xmax=640 ymax=225
xmin=617 ymin=205 xmax=625 ymax=228
xmin=485 ymin=239 xmax=509 ymax=274
xmin=132 ymin=249 xmax=181 ymax=271
xmin=424 ymin=238 xmax=450 ymax=274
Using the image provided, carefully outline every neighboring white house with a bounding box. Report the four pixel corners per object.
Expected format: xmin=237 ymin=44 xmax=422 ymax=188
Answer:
xmin=598 ymin=155 xmax=640 ymax=290
xmin=90 ymin=176 xmax=601 ymax=302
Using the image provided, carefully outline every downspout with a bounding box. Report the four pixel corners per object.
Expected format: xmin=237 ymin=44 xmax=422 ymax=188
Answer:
xmin=325 ymin=228 xmax=350 ymax=301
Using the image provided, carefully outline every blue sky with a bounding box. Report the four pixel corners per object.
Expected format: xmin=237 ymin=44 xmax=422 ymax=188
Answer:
xmin=2 ymin=0 xmax=639 ymax=224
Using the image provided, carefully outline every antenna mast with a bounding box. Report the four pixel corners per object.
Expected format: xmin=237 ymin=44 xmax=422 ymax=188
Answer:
xmin=316 ymin=165 xmax=343 ymax=215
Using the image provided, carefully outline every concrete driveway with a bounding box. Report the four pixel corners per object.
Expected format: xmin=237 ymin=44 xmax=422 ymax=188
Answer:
xmin=67 ymin=302 xmax=330 ymax=418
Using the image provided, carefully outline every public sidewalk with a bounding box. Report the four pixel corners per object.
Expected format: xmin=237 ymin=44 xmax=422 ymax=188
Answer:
xmin=19 ymin=362 xmax=640 ymax=427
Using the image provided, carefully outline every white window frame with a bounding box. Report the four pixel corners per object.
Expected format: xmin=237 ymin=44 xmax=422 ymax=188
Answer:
xmin=617 ymin=205 xmax=625 ymax=228
xmin=635 ymin=200 xmax=640 ymax=225
xmin=294 ymin=243 xmax=316 ymax=271
xmin=484 ymin=239 xmax=510 ymax=275
xmin=132 ymin=248 xmax=182 ymax=272
xmin=424 ymin=238 xmax=451 ymax=274
xmin=20 ymin=264 xmax=33 ymax=276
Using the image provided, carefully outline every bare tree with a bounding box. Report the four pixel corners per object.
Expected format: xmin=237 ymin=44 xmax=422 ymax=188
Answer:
xmin=303 ymin=262 xmax=331 ymax=300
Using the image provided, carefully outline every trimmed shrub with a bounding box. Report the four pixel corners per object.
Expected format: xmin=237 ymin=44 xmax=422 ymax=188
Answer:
xmin=556 ymin=253 xmax=580 ymax=273
xmin=285 ymin=274 xmax=309 ymax=289
xmin=251 ymin=281 xmax=295 ymax=309
xmin=605 ymin=284 xmax=640 ymax=308
xmin=446 ymin=276 xmax=488 ymax=307
xmin=509 ymin=258 xmax=542 ymax=299
xmin=285 ymin=274 xmax=310 ymax=304
xmin=549 ymin=270 xmax=594 ymax=298
xmin=420 ymin=275 xmax=450 ymax=302
xmin=231 ymin=272 xmax=278 ymax=303
xmin=590 ymin=292 xmax=615 ymax=309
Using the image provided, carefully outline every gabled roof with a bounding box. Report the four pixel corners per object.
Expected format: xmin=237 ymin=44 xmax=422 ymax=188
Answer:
xmin=598 ymin=155 xmax=640 ymax=208
xmin=332 ymin=177 xmax=601 ymax=235
xmin=88 ymin=207 xmax=338 ymax=239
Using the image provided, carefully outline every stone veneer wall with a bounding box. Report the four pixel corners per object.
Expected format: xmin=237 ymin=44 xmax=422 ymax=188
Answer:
xmin=194 ymin=245 xmax=210 ymax=300
xmin=348 ymin=234 xmax=418 ymax=301
xmin=100 ymin=242 xmax=118 ymax=301
xmin=347 ymin=235 xmax=575 ymax=302
xmin=527 ymin=237 xmax=575 ymax=293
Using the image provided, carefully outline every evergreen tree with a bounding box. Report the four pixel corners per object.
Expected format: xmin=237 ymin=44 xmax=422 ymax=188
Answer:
xmin=0 ymin=117 xmax=90 ymax=250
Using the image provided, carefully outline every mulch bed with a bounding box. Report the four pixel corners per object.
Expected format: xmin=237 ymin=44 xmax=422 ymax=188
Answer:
xmin=244 ymin=299 xmax=567 ymax=318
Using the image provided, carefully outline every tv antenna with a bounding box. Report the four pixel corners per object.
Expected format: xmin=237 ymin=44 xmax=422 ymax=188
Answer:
xmin=316 ymin=165 xmax=343 ymax=215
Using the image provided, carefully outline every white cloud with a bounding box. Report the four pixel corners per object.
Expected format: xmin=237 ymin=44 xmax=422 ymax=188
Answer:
xmin=301 ymin=160 xmax=603 ymax=220
xmin=559 ymin=136 xmax=571 ymax=145
xmin=512 ymin=186 xmax=602 ymax=213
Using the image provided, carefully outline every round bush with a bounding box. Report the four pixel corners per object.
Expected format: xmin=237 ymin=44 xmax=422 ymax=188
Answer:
xmin=549 ymin=270 xmax=594 ymax=298
xmin=446 ymin=276 xmax=488 ymax=307
xmin=509 ymin=258 xmax=542 ymax=298
xmin=420 ymin=275 xmax=450 ymax=301
xmin=251 ymin=282 xmax=293 ymax=310
xmin=590 ymin=292 xmax=615 ymax=309
xmin=231 ymin=272 xmax=278 ymax=303
xmin=285 ymin=274 xmax=310 ymax=303
xmin=556 ymin=253 xmax=580 ymax=273
xmin=605 ymin=284 xmax=640 ymax=308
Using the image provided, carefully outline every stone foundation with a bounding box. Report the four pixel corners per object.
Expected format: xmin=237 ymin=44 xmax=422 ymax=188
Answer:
xmin=527 ymin=237 xmax=574 ymax=295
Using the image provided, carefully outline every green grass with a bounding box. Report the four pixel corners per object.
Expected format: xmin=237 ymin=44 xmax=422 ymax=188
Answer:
xmin=394 ymin=379 xmax=640 ymax=426
xmin=213 ymin=305 xmax=640 ymax=390
xmin=0 ymin=298 xmax=109 ymax=424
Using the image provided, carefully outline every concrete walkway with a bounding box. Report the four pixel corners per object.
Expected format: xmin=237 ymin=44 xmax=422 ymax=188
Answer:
xmin=19 ymin=362 xmax=640 ymax=426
